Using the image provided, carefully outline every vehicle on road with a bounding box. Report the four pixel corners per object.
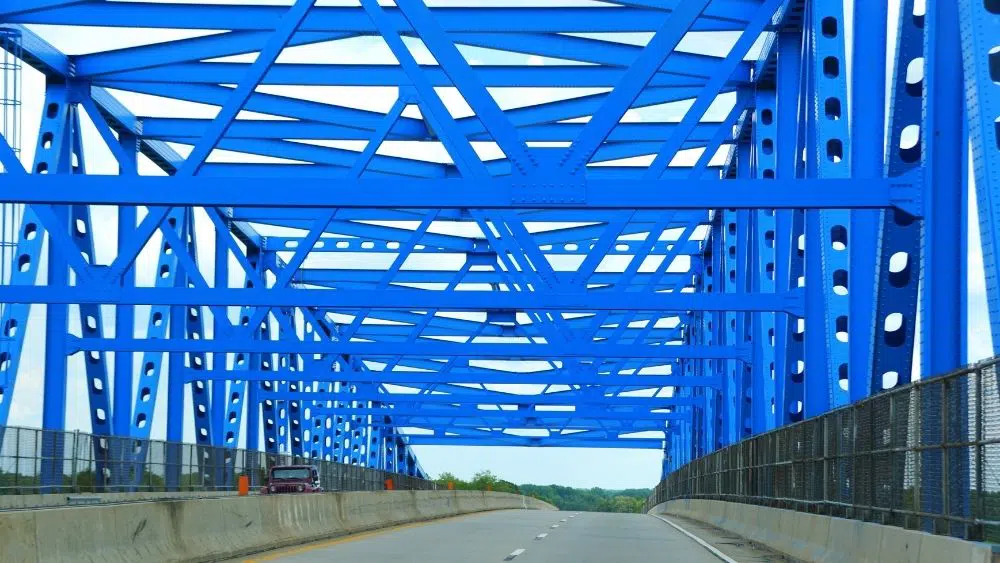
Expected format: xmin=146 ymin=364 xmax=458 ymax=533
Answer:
xmin=261 ymin=465 xmax=323 ymax=494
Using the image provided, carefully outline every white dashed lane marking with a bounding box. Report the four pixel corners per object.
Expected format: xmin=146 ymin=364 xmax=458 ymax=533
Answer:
xmin=535 ymin=533 xmax=548 ymax=540
xmin=504 ymin=548 xmax=527 ymax=561
xmin=550 ymin=524 xmax=560 ymax=529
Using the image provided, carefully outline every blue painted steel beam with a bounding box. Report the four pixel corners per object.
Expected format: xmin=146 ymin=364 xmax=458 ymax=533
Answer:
xmin=2 ymin=286 xmax=805 ymax=315
xmin=310 ymin=408 xmax=690 ymax=423
xmin=6 ymin=3 xmax=766 ymax=33
xmin=775 ymin=31 xmax=805 ymax=425
xmin=261 ymin=390 xmax=702 ymax=408
xmin=848 ymin=0 xmax=887 ymax=402
xmin=871 ymin=0 xmax=923 ymax=391
xmin=35 ymin=87 xmax=73 ymax=489
xmin=394 ymin=436 xmax=665 ymax=449
xmin=959 ymin=0 xmax=1000 ymax=353
xmin=179 ymin=368 xmax=721 ymax=388
xmin=69 ymin=337 xmax=749 ymax=362
xmin=290 ymin=269 xmax=695 ymax=284
xmin=920 ymin=0 xmax=965 ymax=376
xmin=139 ymin=119 xmax=726 ymax=144
xmin=0 ymin=175 xmax=922 ymax=212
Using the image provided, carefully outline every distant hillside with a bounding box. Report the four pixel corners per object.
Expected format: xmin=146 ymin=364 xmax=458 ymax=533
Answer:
xmin=518 ymin=484 xmax=650 ymax=513
xmin=433 ymin=471 xmax=650 ymax=513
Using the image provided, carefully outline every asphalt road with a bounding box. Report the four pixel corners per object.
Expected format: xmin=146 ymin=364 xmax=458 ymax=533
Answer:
xmin=244 ymin=509 xmax=725 ymax=562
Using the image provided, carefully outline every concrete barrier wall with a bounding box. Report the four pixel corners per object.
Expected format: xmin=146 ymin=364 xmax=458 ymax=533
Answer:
xmin=0 ymin=491 xmax=242 ymax=511
xmin=649 ymin=499 xmax=996 ymax=563
xmin=0 ymin=490 xmax=555 ymax=563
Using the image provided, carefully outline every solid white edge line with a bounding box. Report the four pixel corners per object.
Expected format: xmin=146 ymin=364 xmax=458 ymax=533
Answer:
xmin=535 ymin=533 xmax=548 ymax=540
xmin=650 ymin=514 xmax=740 ymax=563
xmin=504 ymin=548 xmax=527 ymax=561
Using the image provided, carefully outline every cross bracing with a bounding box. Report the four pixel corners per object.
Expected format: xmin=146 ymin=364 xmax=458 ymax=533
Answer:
xmin=0 ymin=0 xmax=996 ymax=485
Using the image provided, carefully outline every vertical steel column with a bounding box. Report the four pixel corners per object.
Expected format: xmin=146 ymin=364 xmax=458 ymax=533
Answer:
xmin=111 ymin=132 xmax=137 ymax=490
xmin=282 ymin=310 xmax=305 ymax=458
xmin=712 ymin=212 xmax=732 ymax=444
xmin=211 ymin=222 xmax=229 ymax=486
xmin=66 ymin=107 xmax=113 ymax=489
xmin=211 ymin=227 xmax=228 ymax=446
xmin=958 ymin=0 xmax=1000 ymax=353
xmin=38 ymin=86 xmax=73 ymax=489
xmin=736 ymin=204 xmax=752 ymax=438
xmin=927 ymin=8 xmax=971 ymax=528
xmin=921 ymin=0 xmax=965 ymax=375
xmin=224 ymin=245 xmax=261 ymax=456
xmin=130 ymin=208 xmax=185 ymax=486
xmin=722 ymin=207 xmax=740 ymax=442
xmin=802 ymin=1 xmax=829 ymax=417
xmin=164 ymin=213 xmax=191 ymax=490
xmin=776 ymin=31 xmax=805 ymax=425
xmin=696 ymin=246 xmax=717 ymax=451
xmin=753 ymin=91 xmax=778 ymax=433
xmin=244 ymin=312 xmax=268 ymax=462
xmin=183 ymin=216 xmax=214 ymax=486
xmin=962 ymin=0 xmax=996 ymax=355
xmin=849 ymin=0 xmax=889 ymax=402
xmin=921 ymin=0 xmax=968 ymax=519
xmin=871 ymin=0 xmax=924 ymax=392
xmin=806 ymin=0 xmax=853 ymax=415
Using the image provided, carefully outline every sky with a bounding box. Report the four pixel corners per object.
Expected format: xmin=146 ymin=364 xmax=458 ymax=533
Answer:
xmin=0 ymin=0 xmax=993 ymax=490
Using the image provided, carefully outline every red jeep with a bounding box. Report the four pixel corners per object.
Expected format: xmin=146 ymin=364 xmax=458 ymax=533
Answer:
xmin=260 ymin=464 xmax=323 ymax=494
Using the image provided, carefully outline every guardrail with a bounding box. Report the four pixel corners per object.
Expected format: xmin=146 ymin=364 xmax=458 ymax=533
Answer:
xmin=645 ymin=356 xmax=1000 ymax=542
xmin=0 ymin=424 xmax=436 ymax=498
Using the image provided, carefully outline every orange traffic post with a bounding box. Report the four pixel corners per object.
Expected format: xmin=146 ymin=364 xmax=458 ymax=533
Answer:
xmin=238 ymin=475 xmax=249 ymax=496
xmin=447 ymin=481 xmax=454 ymax=490
xmin=384 ymin=478 xmax=394 ymax=490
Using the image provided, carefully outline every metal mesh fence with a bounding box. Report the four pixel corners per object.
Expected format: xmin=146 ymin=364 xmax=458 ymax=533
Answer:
xmin=644 ymin=357 xmax=1000 ymax=542
xmin=0 ymin=425 xmax=437 ymax=496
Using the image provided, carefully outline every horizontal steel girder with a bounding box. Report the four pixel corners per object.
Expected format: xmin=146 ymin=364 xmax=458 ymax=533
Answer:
xmin=268 ymin=239 xmax=705 ymax=256
xmin=5 ymin=287 xmax=804 ymax=315
xmin=180 ymin=368 xmax=722 ymax=388
xmin=97 ymin=64 xmax=739 ymax=88
xmin=5 ymin=4 xmax=765 ymax=33
xmin=68 ymin=337 xmax=752 ymax=361
xmin=1 ymin=175 xmax=922 ymax=214
xmin=388 ymin=436 xmax=665 ymax=449
xmin=315 ymin=406 xmax=689 ymax=422
xmin=386 ymin=419 xmax=667 ymax=431
xmin=259 ymin=390 xmax=702 ymax=407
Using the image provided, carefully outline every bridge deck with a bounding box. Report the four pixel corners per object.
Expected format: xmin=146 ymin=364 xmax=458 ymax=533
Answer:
xmin=240 ymin=509 xmax=777 ymax=563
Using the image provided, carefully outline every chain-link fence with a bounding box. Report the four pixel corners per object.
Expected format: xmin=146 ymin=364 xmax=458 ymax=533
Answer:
xmin=645 ymin=356 xmax=1000 ymax=542
xmin=0 ymin=425 xmax=437 ymax=496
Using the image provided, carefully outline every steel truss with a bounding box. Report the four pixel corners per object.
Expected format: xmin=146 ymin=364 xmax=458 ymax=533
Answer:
xmin=0 ymin=0 xmax=995 ymax=485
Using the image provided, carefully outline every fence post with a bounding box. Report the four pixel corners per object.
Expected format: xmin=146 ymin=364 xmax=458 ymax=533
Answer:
xmin=13 ymin=426 xmax=19 ymax=491
xmin=70 ymin=430 xmax=79 ymax=493
xmin=975 ymin=366 xmax=984 ymax=539
xmin=941 ymin=380 xmax=949 ymax=533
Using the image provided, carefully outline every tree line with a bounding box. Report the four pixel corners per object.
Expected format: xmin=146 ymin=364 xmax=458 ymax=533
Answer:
xmin=434 ymin=470 xmax=650 ymax=513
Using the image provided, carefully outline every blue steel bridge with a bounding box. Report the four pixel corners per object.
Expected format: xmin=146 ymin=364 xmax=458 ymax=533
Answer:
xmin=0 ymin=0 xmax=996 ymax=492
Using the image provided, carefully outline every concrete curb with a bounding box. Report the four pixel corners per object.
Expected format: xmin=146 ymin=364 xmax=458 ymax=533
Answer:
xmin=0 ymin=490 xmax=556 ymax=563
xmin=649 ymin=499 xmax=994 ymax=563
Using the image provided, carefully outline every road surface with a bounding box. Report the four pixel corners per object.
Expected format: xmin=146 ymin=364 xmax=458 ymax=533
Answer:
xmin=243 ymin=509 xmax=731 ymax=562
